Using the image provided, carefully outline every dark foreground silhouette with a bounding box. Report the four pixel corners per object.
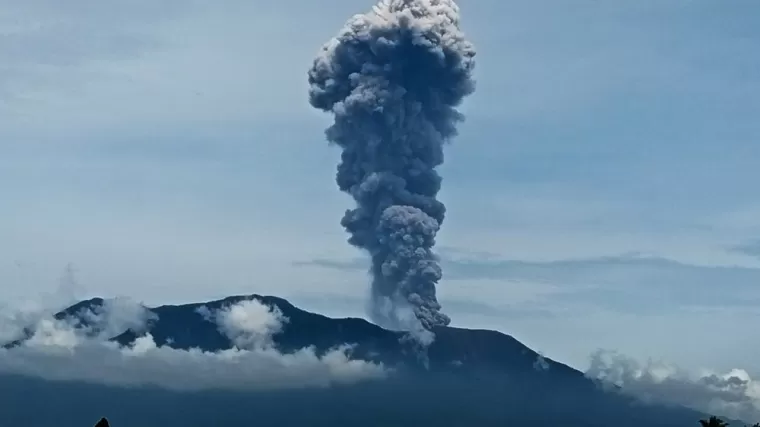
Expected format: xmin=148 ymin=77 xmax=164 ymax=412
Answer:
xmin=0 ymin=295 xmax=736 ymax=427
xmin=93 ymin=415 xmax=746 ymax=427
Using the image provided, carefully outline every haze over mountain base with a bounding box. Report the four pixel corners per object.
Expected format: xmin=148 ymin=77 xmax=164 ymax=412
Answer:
xmin=0 ymin=294 xmax=747 ymax=427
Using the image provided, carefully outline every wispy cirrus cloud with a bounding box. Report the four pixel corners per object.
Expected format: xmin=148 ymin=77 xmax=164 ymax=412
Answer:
xmin=728 ymin=239 xmax=760 ymax=260
xmin=0 ymin=1 xmax=185 ymax=113
xmin=296 ymin=250 xmax=760 ymax=314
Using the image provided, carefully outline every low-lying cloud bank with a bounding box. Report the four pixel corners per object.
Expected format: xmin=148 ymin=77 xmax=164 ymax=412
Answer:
xmin=587 ymin=350 xmax=760 ymax=423
xmin=0 ymin=298 xmax=386 ymax=391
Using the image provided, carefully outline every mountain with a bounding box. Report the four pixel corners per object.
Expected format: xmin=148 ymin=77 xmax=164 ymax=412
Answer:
xmin=0 ymin=294 xmax=718 ymax=427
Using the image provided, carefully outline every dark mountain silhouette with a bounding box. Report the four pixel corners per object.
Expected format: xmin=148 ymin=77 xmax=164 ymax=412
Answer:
xmin=0 ymin=294 xmax=720 ymax=427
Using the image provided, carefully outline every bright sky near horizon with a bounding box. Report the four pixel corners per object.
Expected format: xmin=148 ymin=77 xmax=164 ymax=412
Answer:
xmin=2 ymin=0 xmax=759 ymax=375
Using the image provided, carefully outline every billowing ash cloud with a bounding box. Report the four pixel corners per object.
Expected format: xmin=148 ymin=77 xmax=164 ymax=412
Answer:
xmin=0 ymin=299 xmax=386 ymax=391
xmin=307 ymin=0 xmax=476 ymax=333
xmin=587 ymin=350 xmax=760 ymax=423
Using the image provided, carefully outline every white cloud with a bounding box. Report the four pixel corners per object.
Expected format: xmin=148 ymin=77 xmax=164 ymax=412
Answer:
xmin=0 ymin=298 xmax=386 ymax=391
xmin=0 ymin=264 xmax=83 ymax=343
xmin=76 ymin=297 xmax=157 ymax=339
xmin=25 ymin=318 xmax=80 ymax=349
xmin=587 ymin=350 xmax=760 ymax=423
xmin=203 ymin=299 xmax=288 ymax=349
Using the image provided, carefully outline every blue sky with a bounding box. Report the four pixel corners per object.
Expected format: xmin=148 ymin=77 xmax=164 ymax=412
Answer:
xmin=2 ymin=0 xmax=760 ymax=374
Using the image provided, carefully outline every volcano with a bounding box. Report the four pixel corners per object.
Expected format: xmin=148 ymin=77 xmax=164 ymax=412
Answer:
xmin=0 ymin=295 xmax=720 ymax=427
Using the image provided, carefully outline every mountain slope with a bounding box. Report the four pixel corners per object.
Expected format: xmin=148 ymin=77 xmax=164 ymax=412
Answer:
xmin=0 ymin=294 xmax=717 ymax=427
xmin=111 ymin=294 xmax=582 ymax=376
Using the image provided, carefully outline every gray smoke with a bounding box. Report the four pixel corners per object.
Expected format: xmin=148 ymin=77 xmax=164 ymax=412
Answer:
xmin=307 ymin=0 xmax=476 ymax=332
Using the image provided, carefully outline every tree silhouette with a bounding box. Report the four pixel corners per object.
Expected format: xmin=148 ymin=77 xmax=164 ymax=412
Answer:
xmin=700 ymin=416 xmax=729 ymax=427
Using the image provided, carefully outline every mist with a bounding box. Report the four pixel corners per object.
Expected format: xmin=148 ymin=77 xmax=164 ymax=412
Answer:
xmin=0 ymin=299 xmax=385 ymax=391
xmin=587 ymin=350 xmax=760 ymax=423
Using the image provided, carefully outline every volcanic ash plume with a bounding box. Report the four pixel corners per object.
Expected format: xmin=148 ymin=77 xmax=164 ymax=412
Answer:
xmin=308 ymin=0 xmax=476 ymax=332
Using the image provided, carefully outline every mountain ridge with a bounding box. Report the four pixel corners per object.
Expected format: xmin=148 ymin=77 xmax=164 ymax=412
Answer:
xmin=65 ymin=293 xmax=584 ymax=376
xmin=0 ymin=294 xmax=725 ymax=427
